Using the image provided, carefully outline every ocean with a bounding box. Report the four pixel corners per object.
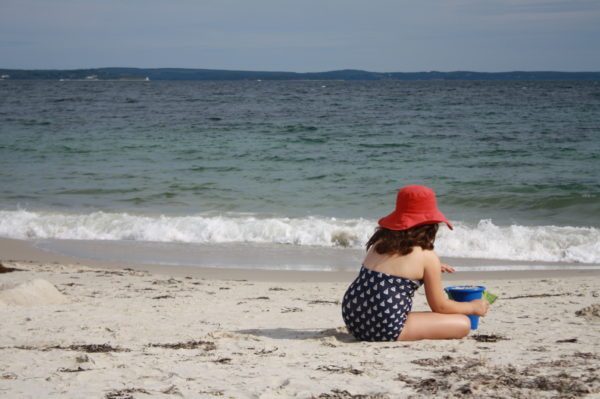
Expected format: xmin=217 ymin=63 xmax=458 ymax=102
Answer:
xmin=1 ymin=80 xmax=599 ymax=269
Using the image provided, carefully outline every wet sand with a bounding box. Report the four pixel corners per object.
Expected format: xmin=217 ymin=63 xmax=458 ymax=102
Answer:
xmin=1 ymin=237 xmax=598 ymax=282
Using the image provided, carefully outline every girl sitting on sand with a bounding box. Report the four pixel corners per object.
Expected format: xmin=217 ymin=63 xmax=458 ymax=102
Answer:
xmin=342 ymin=185 xmax=489 ymax=341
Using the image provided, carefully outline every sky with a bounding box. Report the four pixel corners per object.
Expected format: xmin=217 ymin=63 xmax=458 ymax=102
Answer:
xmin=1 ymin=0 xmax=599 ymax=72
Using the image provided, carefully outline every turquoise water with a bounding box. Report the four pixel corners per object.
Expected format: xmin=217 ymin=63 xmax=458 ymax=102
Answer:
xmin=1 ymin=80 xmax=599 ymax=265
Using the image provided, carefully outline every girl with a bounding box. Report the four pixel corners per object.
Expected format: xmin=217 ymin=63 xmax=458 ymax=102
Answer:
xmin=342 ymin=185 xmax=489 ymax=341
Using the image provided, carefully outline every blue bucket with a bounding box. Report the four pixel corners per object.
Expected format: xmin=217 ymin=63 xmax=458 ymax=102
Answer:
xmin=445 ymin=285 xmax=485 ymax=330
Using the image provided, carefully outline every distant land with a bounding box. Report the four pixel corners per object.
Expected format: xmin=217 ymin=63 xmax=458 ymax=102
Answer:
xmin=1 ymin=68 xmax=600 ymax=81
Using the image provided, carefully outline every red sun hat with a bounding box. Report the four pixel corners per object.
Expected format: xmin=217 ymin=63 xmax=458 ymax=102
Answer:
xmin=378 ymin=185 xmax=453 ymax=231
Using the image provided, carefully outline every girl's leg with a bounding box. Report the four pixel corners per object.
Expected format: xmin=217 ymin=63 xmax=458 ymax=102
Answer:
xmin=398 ymin=311 xmax=471 ymax=341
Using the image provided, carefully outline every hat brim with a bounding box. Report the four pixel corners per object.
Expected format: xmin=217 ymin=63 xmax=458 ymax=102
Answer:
xmin=378 ymin=210 xmax=453 ymax=231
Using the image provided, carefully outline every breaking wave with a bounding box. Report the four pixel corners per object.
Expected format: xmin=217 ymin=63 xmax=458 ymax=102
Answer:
xmin=0 ymin=210 xmax=598 ymax=264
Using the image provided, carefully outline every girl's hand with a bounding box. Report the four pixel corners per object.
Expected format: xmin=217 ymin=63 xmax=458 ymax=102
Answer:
xmin=440 ymin=263 xmax=455 ymax=273
xmin=470 ymin=299 xmax=490 ymax=316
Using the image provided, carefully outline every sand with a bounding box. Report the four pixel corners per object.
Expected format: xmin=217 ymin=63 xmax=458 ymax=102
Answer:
xmin=0 ymin=258 xmax=599 ymax=399
xmin=0 ymin=278 xmax=68 ymax=306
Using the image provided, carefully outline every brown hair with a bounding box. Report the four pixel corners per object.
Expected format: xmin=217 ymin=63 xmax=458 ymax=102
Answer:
xmin=366 ymin=224 xmax=439 ymax=256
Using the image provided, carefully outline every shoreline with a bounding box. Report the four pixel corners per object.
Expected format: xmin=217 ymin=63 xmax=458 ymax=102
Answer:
xmin=1 ymin=237 xmax=599 ymax=282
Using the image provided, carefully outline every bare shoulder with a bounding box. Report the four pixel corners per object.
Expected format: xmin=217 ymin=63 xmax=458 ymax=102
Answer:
xmin=421 ymin=250 xmax=441 ymax=269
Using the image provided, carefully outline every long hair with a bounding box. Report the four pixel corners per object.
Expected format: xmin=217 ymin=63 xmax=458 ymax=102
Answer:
xmin=366 ymin=224 xmax=439 ymax=256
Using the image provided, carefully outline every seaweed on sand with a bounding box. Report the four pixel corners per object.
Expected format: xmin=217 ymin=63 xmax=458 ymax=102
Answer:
xmin=471 ymin=334 xmax=509 ymax=343
xmin=147 ymin=340 xmax=216 ymax=351
xmin=313 ymin=390 xmax=389 ymax=399
xmin=308 ymin=299 xmax=340 ymax=305
xmin=105 ymin=388 xmax=150 ymax=399
xmin=0 ymin=262 xmax=22 ymax=273
xmin=14 ymin=343 xmax=129 ymax=353
xmin=398 ymin=355 xmax=598 ymax=397
xmin=316 ymin=365 xmax=364 ymax=375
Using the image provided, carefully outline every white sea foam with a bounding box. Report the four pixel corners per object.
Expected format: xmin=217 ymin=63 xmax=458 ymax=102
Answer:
xmin=0 ymin=210 xmax=599 ymax=264
xmin=437 ymin=219 xmax=600 ymax=264
xmin=0 ymin=210 xmax=373 ymax=247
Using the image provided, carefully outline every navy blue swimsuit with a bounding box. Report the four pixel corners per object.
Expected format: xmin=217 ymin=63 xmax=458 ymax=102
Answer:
xmin=342 ymin=265 xmax=423 ymax=341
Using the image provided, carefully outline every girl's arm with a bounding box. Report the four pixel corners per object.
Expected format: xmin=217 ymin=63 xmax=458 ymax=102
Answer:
xmin=422 ymin=251 xmax=488 ymax=316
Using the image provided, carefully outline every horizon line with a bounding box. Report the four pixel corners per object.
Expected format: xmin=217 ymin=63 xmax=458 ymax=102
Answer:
xmin=2 ymin=67 xmax=600 ymax=74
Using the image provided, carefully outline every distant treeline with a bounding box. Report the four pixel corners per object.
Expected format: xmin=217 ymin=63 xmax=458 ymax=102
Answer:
xmin=1 ymin=68 xmax=599 ymax=81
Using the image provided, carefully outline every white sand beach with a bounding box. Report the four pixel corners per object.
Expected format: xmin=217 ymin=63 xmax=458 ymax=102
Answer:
xmin=1 ymin=241 xmax=599 ymax=398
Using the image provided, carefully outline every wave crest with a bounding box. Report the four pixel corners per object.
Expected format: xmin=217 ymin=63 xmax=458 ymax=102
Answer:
xmin=437 ymin=219 xmax=600 ymax=264
xmin=0 ymin=210 xmax=598 ymax=264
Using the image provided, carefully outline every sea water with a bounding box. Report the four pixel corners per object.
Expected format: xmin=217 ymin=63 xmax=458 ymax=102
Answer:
xmin=1 ymin=80 xmax=599 ymax=269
